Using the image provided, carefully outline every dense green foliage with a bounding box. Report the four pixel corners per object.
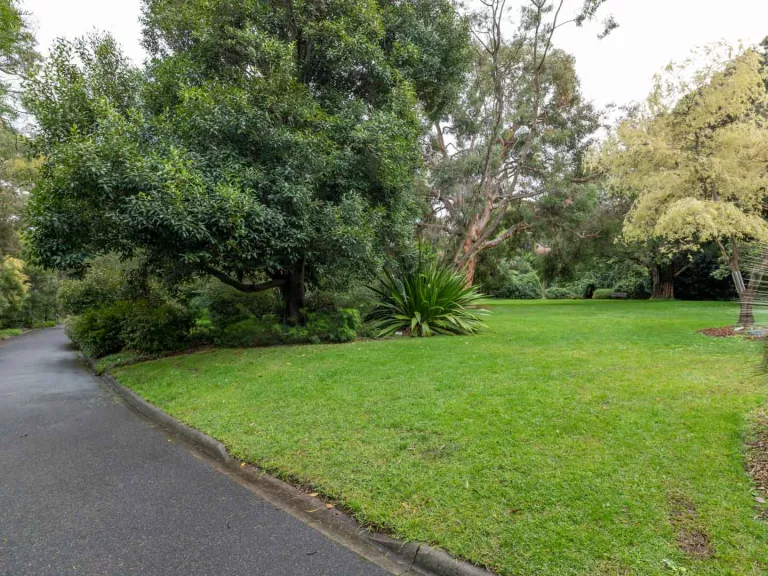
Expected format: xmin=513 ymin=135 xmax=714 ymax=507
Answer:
xmin=193 ymin=281 xmax=282 ymax=334
xmin=0 ymin=255 xmax=25 ymax=324
xmin=0 ymin=326 xmax=21 ymax=340
xmin=592 ymin=288 xmax=615 ymax=300
xmin=120 ymin=300 xmax=194 ymax=355
xmin=544 ymin=286 xmax=577 ymax=300
xmin=10 ymin=264 xmax=58 ymax=327
xmin=216 ymin=309 xmax=360 ymax=348
xmin=66 ymin=299 xmax=193 ymax=357
xmin=56 ymin=256 xmax=134 ymax=316
xmin=24 ymin=0 xmax=470 ymax=321
xmin=367 ymin=263 xmax=486 ymax=336
xmin=475 ymin=256 xmax=543 ymax=300
xmin=66 ymin=301 xmax=132 ymax=358
xmin=116 ymin=301 xmax=767 ymax=575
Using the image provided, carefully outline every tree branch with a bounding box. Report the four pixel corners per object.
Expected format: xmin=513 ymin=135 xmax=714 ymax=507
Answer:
xmin=204 ymin=266 xmax=286 ymax=293
xmin=481 ymin=221 xmax=529 ymax=250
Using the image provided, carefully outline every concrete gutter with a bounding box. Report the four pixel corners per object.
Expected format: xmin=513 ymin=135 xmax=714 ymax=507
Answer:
xmin=79 ymin=353 xmax=497 ymax=576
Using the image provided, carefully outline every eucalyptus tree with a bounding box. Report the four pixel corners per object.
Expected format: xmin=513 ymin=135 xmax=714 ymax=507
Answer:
xmin=422 ymin=0 xmax=615 ymax=284
xmin=24 ymin=0 xmax=471 ymax=323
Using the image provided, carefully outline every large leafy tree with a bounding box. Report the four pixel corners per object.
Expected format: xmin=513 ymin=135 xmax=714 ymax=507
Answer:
xmin=24 ymin=0 xmax=470 ymax=322
xmin=421 ymin=0 xmax=615 ymax=285
xmin=603 ymin=46 xmax=768 ymax=323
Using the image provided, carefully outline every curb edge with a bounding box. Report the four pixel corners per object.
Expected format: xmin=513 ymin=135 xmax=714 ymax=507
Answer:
xmin=78 ymin=353 xmax=497 ymax=576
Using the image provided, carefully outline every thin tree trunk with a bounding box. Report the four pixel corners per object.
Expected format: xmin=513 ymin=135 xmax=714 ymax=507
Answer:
xmin=734 ymin=245 xmax=768 ymax=326
xmin=651 ymin=264 xmax=675 ymax=299
xmin=738 ymin=296 xmax=755 ymax=326
xmin=279 ymin=259 xmax=306 ymax=325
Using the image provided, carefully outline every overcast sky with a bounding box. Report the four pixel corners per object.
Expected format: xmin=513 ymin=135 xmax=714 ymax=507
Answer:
xmin=20 ymin=0 xmax=768 ymax=110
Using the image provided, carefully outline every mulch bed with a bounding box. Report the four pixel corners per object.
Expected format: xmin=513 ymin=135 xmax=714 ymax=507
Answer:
xmin=698 ymin=326 xmax=767 ymax=340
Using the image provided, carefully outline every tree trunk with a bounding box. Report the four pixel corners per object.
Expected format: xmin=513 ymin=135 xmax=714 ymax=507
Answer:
xmin=738 ymin=297 xmax=755 ymax=326
xmin=651 ymin=264 xmax=675 ymax=299
xmin=734 ymin=269 xmax=756 ymax=326
xmin=279 ymin=260 xmax=306 ymax=325
xmin=462 ymin=254 xmax=478 ymax=287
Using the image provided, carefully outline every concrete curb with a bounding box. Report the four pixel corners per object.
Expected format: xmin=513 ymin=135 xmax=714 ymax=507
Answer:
xmin=78 ymin=353 xmax=497 ymax=576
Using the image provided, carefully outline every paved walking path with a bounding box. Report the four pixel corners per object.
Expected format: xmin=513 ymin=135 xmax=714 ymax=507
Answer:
xmin=0 ymin=328 xmax=389 ymax=576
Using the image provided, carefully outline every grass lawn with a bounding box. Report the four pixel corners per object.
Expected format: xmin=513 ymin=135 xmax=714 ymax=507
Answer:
xmin=114 ymin=300 xmax=768 ymax=575
xmin=0 ymin=328 xmax=23 ymax=341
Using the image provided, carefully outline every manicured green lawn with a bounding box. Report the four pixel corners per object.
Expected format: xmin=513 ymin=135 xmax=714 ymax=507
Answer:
xmin=115 ymin=301 xmax=768 ymax=575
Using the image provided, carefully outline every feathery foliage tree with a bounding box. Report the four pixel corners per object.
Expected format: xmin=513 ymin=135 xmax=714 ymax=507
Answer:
xmin=604 ymin=46 xmax=768 ymax=322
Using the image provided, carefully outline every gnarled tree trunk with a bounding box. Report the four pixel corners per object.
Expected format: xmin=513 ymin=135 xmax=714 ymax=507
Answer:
xmin=651 ymin=264 xmax=675 ymax=299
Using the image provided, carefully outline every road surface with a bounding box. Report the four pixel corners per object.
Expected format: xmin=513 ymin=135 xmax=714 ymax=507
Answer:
xmin=0 ymin=327 xmax=390 ymax=576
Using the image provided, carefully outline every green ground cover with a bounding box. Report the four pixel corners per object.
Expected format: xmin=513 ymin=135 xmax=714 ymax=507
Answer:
xmin=0 ymin=328 xmax=23 ymax=341
xmin=114 ymin=300 xmax=768 ymax=575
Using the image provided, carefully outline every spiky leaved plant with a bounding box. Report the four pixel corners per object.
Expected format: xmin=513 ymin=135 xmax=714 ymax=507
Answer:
xmin=366 ymin=263 xmax=487 ymax=337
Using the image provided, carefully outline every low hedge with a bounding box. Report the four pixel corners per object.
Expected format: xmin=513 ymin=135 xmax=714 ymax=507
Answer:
xmin=67 ymin=300 xmax=193 ymax=357
xmin=216 ymin=309 xmax=362 ymax=348
xmin=592 ymin=289 xmax=615 ymax=300
xmin=545 ymin=287 xmax=578 ymax=300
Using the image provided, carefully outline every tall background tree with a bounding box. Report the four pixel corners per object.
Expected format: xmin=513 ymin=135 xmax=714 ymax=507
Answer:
xmin=24 ymin=0 xmax=471 ymax=323
xmin=421 ymin=0 xmax=616 ymax=285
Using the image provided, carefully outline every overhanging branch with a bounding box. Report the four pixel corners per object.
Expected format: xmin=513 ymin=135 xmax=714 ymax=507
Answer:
xmin=204 ymin=266 xmax=286 ymax=293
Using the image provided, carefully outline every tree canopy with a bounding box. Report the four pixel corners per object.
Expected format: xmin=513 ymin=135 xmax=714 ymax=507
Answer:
xmin=603 ymin=46 xmax=768 ymax=319
xmin=420 ymin=0 xmax=612 ymax=284
xmin=24 ymin=0 xmax=471 ymax=321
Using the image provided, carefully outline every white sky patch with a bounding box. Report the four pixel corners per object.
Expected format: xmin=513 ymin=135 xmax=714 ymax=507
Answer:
xmin=20 ymin=0 xmax=768 ymax=109
xmin=22 ymin=0 xmax=146 ymax=64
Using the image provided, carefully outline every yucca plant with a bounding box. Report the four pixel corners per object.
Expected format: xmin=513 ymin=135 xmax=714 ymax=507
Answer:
xmin=366 ymin=263 xmax=487 ymax=337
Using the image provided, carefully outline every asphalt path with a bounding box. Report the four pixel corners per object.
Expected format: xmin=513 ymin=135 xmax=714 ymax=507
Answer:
xmin=0 ymin=327 xmax=389 ymax=576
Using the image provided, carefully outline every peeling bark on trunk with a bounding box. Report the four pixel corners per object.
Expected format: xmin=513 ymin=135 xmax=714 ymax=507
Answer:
xmin=462 ymin=254 xmax=478 ymax=287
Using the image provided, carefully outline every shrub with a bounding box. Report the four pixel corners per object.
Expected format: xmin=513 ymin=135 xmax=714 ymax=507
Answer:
xmin=66 ymin=301 xmax=132 ymax=357
xmin=303 ymin=309 xmax=361 ymax=343
xmin=203 ymin=282 xmax=281 ymax=332
xmin=592 ymin=289 xmax=615 ymax=300
xmin=17 ymin=266 xmax=60 ymax=327
xmin=57 ymin=255 xmax=129 ymax=316
xmin=215 ymin=317 xmax=284 ymax=348
xmin=215 ymin=309 xmax=361 ymax=348
xmin=493 ymin=271 xmax=542 ymax=300
xmin=67 ymin=299 xmax=194 ymax=357
xmin=612 ymin=277 xmax=651 ymax=300
xmin=367 ymin=264 xmax=486 ymax=337
xmin=304 ymin=288 xmax=376 ymax=315
xmin=121 ymin=300 xmax=194 ymax=354
xmin=0 ymin=256 xmax=28 ymax=326
xmin=545 ymin=287 xmax=578 ymax=300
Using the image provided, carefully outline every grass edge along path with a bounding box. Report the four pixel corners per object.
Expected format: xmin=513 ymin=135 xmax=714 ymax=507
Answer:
xmin=114 ymin=300 xmax=768 ymax=576
xmin=0 ymin=328 xmax=24 ymax=341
